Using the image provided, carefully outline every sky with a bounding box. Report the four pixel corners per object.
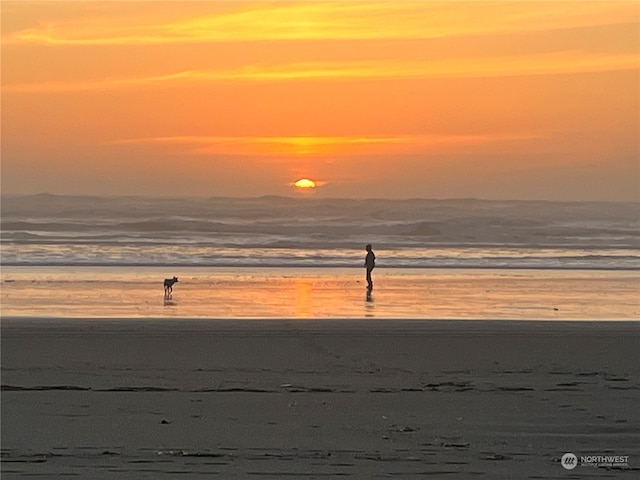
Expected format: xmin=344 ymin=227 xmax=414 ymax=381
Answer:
xmin=1 ymin=1 xmax=639 ymax=200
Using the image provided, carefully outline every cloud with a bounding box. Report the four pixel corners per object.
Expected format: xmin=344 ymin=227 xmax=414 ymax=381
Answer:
xmin=4 ymin=50 xmax=637 ymax=94
xmin=2 ymin=71 xmax=198 ymax=93
xmin=3 ymin=1 xmax=637 ymax=46
xmin=111 ymin=133 xmax=542 ymax=156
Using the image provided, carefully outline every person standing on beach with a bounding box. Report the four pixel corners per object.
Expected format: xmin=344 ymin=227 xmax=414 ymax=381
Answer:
xmin=364 ymin=244 xmax=376 ymax=291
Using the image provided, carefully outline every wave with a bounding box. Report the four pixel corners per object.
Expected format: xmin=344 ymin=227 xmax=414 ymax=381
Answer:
xmin=2 ymin=195 xmax=638 ymax=270
xmin=1 ymin=248 xmax=638 ymax=270
xmin=3 ymin=219 xmax=638 ymax=246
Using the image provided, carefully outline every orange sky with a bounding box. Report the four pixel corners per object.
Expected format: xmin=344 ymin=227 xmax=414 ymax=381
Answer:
xmin=2 ymin=1 xmax=638 ymax=200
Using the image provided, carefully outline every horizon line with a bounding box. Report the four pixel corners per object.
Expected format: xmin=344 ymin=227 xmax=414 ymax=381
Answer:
xmin=1 ymin=192 xmax=636 ymax=205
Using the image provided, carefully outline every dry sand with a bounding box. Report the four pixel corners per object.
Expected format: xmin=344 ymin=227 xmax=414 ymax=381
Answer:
xmin=2 ymin=319 xmax=639 ymax=478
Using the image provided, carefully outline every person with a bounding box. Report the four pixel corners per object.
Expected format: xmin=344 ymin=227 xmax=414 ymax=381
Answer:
xmin=364 ymin=244 xmax=375 ymax=291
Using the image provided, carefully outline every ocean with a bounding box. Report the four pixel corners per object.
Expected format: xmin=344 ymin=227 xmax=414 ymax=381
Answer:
xmin=1 ymin=195 xmax=638 ymax=319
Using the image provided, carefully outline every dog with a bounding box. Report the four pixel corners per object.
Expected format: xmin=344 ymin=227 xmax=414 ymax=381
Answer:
xmin=164 ymin=276 xmax=178 ymax=297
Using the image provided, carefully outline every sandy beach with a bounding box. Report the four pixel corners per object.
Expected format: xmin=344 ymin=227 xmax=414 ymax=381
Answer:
xmin=2 ymin=267 xmax=638 ymax=320
xmin=2 ymin=319 xmax=638 ymax=478
xmin=4 ymin=0 xmax=639 ymax=477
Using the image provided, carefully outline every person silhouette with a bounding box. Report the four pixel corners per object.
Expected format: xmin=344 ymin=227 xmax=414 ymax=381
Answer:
xmin=364 ymin=244 xmax=375 ymax=292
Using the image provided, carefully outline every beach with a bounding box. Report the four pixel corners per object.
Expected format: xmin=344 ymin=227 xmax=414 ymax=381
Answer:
xmin=2 ymin=196 xmax=638 ymax=478
xmin=2 ymin=318 xmax=639 ymax=478
xmin=2 ymin=267 xmax=638 ymax=320
xmin=3 ymin=0 xmax=639 ymax=476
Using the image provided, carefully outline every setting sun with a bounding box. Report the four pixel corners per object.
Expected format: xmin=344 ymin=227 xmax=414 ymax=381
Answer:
xmin=294 ymin=178 xmax=316 ymax=189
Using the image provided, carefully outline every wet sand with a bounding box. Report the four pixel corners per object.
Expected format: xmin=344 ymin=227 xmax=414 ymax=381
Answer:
xmin=2 ymin=267 xmax=639 ymax=320
xmin=2 ymin=319 xmax=639 ymax=478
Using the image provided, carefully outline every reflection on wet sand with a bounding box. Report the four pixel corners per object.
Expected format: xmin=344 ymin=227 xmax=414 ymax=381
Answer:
xmin=1 ymin=267 xmax=638 ymax=320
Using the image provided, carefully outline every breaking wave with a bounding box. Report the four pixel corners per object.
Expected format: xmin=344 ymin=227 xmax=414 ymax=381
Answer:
xmin=1 ymin=195 xmax=638 ymax=270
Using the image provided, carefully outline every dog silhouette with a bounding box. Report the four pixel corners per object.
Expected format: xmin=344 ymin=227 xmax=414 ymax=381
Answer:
xmin=164 ymin=276 xmax=178 ymax=297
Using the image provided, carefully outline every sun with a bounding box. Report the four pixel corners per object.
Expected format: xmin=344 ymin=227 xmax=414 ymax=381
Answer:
xmin=294 ymin=178 xmax=316 ymax=189
xmin=291 ymin=177 xmax=326 ymax=194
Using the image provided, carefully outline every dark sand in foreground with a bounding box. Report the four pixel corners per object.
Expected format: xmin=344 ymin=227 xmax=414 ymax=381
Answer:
xmin=2 ymin=319 xmax=639 ymax=479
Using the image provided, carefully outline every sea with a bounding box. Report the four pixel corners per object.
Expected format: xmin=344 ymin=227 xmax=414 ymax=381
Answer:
xmin=1 ymin=194 xmax=639 ymax=319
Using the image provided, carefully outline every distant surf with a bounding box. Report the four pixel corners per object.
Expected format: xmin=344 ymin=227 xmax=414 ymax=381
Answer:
xmin=1 ymin=195 xmax=638 ymax=270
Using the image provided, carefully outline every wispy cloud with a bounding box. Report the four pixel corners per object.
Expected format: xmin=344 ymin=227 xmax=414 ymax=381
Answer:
xmin=4 ymin=51 xmax=637 ymax=94
xmin=2 ymin=71 xmax=198 ymax=93
xmin=3 ymin=1 xmax=637 ymax=46
xmin=112 ymin=133 xmax=541 ymax=156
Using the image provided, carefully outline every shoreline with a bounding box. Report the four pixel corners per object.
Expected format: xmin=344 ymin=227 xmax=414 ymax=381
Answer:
xmin=3 ymin=316 xmax=640 ymax=325
xmin=3 ymin=263 xmax=639 ymax=270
